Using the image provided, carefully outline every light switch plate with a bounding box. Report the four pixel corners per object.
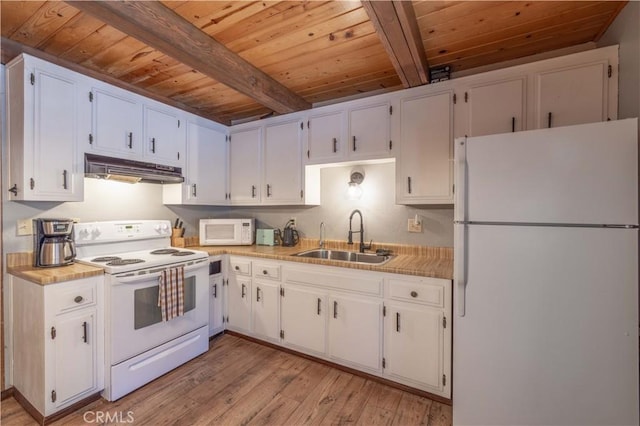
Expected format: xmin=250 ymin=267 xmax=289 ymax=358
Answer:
xmin=17 ymin=219 xmax=33 ymax=236
xmin=407 ymin=218 xmax=422 ymax=233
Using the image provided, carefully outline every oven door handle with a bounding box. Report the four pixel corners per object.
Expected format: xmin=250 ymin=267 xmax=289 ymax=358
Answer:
xmin=113 ymin=260 xmax=207 ymax=284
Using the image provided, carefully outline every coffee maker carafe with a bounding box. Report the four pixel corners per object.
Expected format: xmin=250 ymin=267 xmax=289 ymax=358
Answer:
xmin=33 ymin=218 xmax=76 ymax=267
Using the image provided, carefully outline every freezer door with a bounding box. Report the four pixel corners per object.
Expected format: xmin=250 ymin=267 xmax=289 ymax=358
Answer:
xmin=458 ymin=119 xmax=638 ymax=225
xmin=453 ymin=224 xmax=638 ymax=426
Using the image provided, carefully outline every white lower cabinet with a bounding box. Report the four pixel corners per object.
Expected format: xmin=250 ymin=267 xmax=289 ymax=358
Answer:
xmin=383 ymin=275 xmax=451 ymax=398
xmin=227 ymin=257 xmax=252 ymax=332
xmin=221 ymin=257 xmax=451 ymax=399
xmin=209 ymin=275 xmax=225 ymax=337
xmin=11 ymin=275 xmax=104 ymax=418
xmin=328 ymin=294 xmax=382 ymax=372
xmin=280 ymin=284 xmax=327 ymax=355
xmin=252 ymin=280 xmax=280 ymax=341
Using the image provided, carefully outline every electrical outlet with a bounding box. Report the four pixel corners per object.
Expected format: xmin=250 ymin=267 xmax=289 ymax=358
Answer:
xmin=289 ymin=217 xmax=297 ymax=228
xmin=408 ymin=218 xmax=422 ymax=233
xmin=17 ymin=219 xmax=33 ymax=236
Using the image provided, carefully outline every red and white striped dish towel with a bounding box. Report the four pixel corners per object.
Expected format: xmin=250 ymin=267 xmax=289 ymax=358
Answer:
xmin=157 ymin=266 xmax=185 ymax=321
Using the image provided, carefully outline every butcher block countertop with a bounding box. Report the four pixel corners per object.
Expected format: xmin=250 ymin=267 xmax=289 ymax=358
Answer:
xmin=6 ymin=254 xmax=104 ymax=286
xmin=193 ymin=239 xmax=454 ymax=280
xmin=6 ymin=240 xmax=453 ymax=285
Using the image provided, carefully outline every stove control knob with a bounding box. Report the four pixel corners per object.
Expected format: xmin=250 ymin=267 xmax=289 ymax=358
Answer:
xmin=91 ymin=227 xmax=101 ymax=239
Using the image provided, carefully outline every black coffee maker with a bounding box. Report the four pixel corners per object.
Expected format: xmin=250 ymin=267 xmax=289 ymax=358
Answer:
xmin=33 ymin=218 xmax=76 ymax=267
xmin=281 ymin=220 xmax=299 ymax=247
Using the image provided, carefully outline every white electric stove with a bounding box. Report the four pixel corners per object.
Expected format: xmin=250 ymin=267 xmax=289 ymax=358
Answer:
xmin=74 ymin=220 xmax=210 ymax=401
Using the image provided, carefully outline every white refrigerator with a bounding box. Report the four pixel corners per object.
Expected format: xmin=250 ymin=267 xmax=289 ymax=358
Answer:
xmin=453 ymin=119 xmax=639 ymax=426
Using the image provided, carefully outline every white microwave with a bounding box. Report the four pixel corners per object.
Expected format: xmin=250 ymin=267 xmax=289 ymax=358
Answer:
xmin=199 ymin=218 xmax=255 ymax=246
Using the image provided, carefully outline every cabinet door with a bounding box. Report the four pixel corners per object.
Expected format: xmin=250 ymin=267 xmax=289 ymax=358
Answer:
xmin=307 ymin=111 xmax=344 ymax=163
xmin=144 ymin=106 xmax=184 ymax=166
xmin=92 ymin=88 xmax=143 ymax=157
xmin=209 ymin=275 xmax=224 ymax=336
xmin=263 ymin=119 xmax=303 ymax=204
xmin=467 ymin=78 xmax=525 ymax=136
xmin=227 ymin=276 xmax=251 ymax=332
xmin=328 ymin=294 xmax=381 ymax=371
xmin=348 ymin=102 xmax=392 ymax=159
xmin=252 ymin=281 xmax=280 ymax=341
xmin=396 ymin=91 xmax=453 ymax=204
xmin=384 ymin=302 xmax=444 ymax=393
xmin=187 ymin=121 xmax=227 ymax=205
xmin=281 ymin=285 xmax=326 ymax=355
xmin=535 ymin=62 xmax=608 ymax=129
xmin=32 ymin=68 xmax=82 ymax=201
xmin=54 ymin=309 xmax=97 ymax=407
xmin=229 ymin=128 xmax=261 ymax=204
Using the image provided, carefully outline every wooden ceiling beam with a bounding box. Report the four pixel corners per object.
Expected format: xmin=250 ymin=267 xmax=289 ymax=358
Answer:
xmin=66 ymin=0 xmax=310 ymax=114
xmin=362 ymin=0 xmax=429 ymax=87
xmin=0 ymin=36 xmax=230 ymax=125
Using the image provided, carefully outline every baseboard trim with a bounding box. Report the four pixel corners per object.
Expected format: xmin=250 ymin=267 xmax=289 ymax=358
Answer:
xmin=224 ymin=330 xmax=452 ymax=406
xmin=13 ymin=388 xmax=102 ymax=425
xmin=1 ymin=386 xmax=14 ymax=400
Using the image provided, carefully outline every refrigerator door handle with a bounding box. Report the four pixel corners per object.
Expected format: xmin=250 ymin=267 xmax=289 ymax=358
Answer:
xmin=454 ymin=223 xmax=467 ymax=317
xmin=454 ymin=138 xmax=467 ymax=223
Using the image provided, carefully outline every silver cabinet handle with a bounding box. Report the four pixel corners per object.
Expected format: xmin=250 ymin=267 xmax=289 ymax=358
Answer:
xmin=266 ymin=184 xmax=272 ymax=197
xmin=63 ymin=170 xmax=68 ymax=190
xmin=317 ymin=298 xmax=321 ymax=315
xmin=251 ymin=185 xmax=256 ymax=198
xmin=82 ymin=321 xmax=88 ymax=343
xmin=547 ymin=112 xmax=552 ymax=128
xmin=213 ymin=284 xmax=217 ymax=298
xmin=128 ymin=132 xmax=133 ymax=149
xmin=241 ymin=283 xmax=246 ymax=298
xmin=407 ymin=176 xmax=412 ymax=194
xmin=151 ymin=137 xmax=156 ymax=153
xmin=511 ymin=116 xmax=516 ymax=133
xmin=352 ymin=136 xmax=356 ymax=151
xmin=332 ymin=138 xmax=337 ymax=153
xmin=333 ymin=300 xmax=338 ymax=319
xmin=192 ymin=184 xmax=197 ymax=197
xmin=256 ymin=286 xmax=261 ymax=302
xmin=396 ymin=312 xmax=400 ymax=332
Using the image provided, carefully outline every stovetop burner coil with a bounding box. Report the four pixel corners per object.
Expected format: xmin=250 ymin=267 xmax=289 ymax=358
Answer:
xmin=172 ymin=251 xmax=195 ymax=256
xmin=91 ymin=256 xmax=122 ymax=262
xmin=107 ymin=259 xmax=145 ymax=266
xmin=150 ymin=249 xmax=180 ymax=255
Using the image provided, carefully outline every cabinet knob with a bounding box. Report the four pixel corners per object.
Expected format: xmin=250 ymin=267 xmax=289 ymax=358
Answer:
xmin=74 ymin=296 xmax=84 ymax=303
xmin=410 ymin=291 xmax=418 ymax=298
xmin=235 ymin=265 xmax=240 ymax=271
xmin=263 ymin=270 xmax=268 ymax=275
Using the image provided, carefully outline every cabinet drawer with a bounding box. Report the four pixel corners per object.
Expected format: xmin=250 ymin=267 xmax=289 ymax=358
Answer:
xmin=53 ymin=280 xmax=97 ymax=314
xmin=230 ymin=258 xmax=251 ymax=275
xmin=387 ymin=278 xmax=445 ymax=308
xmin=253 ymin=263 xmax=281 ymax=280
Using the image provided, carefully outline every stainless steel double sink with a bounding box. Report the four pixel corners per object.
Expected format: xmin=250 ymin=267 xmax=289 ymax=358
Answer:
xmin=293 ymin=248 xmax=393 ymax=265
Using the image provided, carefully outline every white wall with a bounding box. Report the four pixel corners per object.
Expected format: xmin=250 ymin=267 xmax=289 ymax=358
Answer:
xmin=598 ymin=1 xmax=640 ymax=121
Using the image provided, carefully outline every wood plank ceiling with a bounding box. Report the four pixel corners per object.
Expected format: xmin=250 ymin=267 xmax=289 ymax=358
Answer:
xmin=0 ymin=1 xmax=627 ymax=125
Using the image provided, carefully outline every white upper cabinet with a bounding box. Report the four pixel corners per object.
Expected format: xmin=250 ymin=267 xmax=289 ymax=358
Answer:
xmin=143 ymin=105 xmax=185 ymax=166
xmin=348 ymin=101 xmax=393 ymax=160
xmin=263 ymin=119 xmax=304 ymax=205
xmin=90 ymin=87 xmax=143 ymax=158
xmin=306 ymin=110 xmax=345 ymax=164
xmin=535 ymin=61 xmax=611 ymax=129
xmin=6 ymin=55 xmax=86 ymax=201
xmin=163 ymin=116 xmax=227 ymax=205
xmin=396 ymin=91 xmax=454 ymax=205
xmin=463 ymin=77 xmax=526 ymax=137
xmin=229 ymin=127 xmax=262 ymax=204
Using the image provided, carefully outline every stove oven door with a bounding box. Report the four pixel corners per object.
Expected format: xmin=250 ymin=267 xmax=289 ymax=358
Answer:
xmin=107 ymin=260 xmax=209 ymax=365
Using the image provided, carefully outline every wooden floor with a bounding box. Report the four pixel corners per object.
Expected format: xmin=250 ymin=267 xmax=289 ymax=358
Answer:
xmin=1 ymin=334 xmax=452 ymax=425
